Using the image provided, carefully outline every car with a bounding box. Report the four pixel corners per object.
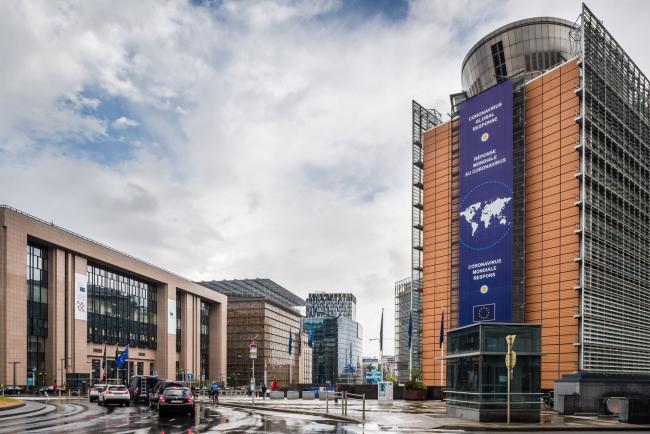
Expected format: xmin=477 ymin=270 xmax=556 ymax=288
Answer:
xmin=1 ymin=386 xmax=23 ymax=395
xmin=89 ymin=384 xmax=107 ymax=402
xmin=157 ymin=387 xmax=194 ymax=417
xmin=148 ymin=380 xmax=185 ymax=410
xmin=128 ymin=375 xmax=159 ymax=404
xmin=98 ymin=384 xmax=130 ymax=406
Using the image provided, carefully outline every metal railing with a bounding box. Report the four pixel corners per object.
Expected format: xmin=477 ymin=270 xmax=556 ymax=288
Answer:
xmin=324 ymin=390 xmax=366 ymax=420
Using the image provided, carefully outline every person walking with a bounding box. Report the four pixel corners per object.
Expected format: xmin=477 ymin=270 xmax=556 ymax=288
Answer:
xmin=261 ymin=383 xmax=267 ymax=400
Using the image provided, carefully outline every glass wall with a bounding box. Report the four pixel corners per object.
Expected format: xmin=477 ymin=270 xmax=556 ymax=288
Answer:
xmin=27 ymin=243 xmax=48 ymax=383
xmin=176 ymin=294 xmax=182 ymax=353
xmin=200 ymin=301 xmax=209 ymax=381
xmin=87 ymin=264 xmax=157 ymax=349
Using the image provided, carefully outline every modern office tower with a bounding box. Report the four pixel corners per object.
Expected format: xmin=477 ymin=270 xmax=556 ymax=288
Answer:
xmin=200 ymin=279 xmax=308 ymax=386
xmin=305 ymin=315 xmax=363 ymax=384
xmin=306 ymin=292 xmax=357 ymax=320
xmin=394 ymin=277 xmax=421 ymax=382
xmin=416 ymin=5 xmax=650 ymax=411
xmin=0 ymin=206 xmax=227 ymax=388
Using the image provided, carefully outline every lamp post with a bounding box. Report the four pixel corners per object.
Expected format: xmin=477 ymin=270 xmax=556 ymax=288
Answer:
xmin=7 ymin=361 xmax=20 ymax=395
xmin=505 ymin=335 xmax=517 ymax=424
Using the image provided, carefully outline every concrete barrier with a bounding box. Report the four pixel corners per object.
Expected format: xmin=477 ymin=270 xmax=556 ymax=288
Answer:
xmin=270 ymin=391 xmax=285 ymax=400
xmin=302 ymin=391 xmax=316 ymax=400
xmin=318 ymin=391 xmax=335 ymax=401
xmin=286 ymin=391 xmax=299 ymax=399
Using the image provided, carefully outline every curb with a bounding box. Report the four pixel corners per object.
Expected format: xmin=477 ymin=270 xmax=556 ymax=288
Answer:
xmin=0 ymin=401 xmax=25 ymax=413
xmin=216 ymin=402 xmax=362 ymax=423
xmin=436 ymin=424 xmax=650 ymax=432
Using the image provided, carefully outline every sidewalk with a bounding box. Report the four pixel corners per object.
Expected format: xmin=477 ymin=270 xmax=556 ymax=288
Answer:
xmin=216 ymin=396 xmax=650 ymax=431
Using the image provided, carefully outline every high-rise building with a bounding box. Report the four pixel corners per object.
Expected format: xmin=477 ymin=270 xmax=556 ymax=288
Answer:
xmin=0 ymin=206 xmax=227 ymax=388
xmin=306 ymin=292 xmax=356 ymax=320
xmin=304 ymin=315 xmax=363 ymax=384
xmin=394 ymin=277 xmax=421 ymax=382
xmin=414 ymin=5 xmax=650 ymax=411
xmin=200 ymin=279 xmax=309 ymax=386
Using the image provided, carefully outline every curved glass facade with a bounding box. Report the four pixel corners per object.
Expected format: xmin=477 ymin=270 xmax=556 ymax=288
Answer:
xmin=461 ymin=17 xmax=578 ymax=96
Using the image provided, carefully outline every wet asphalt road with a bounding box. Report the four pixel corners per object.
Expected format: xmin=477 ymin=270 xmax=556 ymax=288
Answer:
xmin=0 ymin=400 xmax=352 ymax=433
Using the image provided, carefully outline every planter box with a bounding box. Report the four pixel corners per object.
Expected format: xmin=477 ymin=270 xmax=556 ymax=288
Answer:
xmin=404 ymin=389 xmax=427 ymax=400
xmin=286 ymin=391 xmax=300 ymax=399
xmin=270 ymin=391 xmax=285 ymax=399
xmin=302 ymin=391 xmax=316 ymax=400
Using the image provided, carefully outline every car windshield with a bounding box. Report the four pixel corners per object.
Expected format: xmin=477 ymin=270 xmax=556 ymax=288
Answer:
xmin=164 ymin=382 xmax=184 ymax=389
xmin=110 ymin=386 xmax=127 ymax=391
xmin=164 ymin=388 xmax=190 ymax=397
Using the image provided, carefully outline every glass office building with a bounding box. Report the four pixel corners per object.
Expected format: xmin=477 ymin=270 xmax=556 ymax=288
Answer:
xmin=306 ymin=316 xmax=363 ymax=384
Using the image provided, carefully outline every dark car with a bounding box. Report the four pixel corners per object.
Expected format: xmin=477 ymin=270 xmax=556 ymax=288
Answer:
xmin=128 ymin=375 xmax=159 ymax=404
xmin=157 ymin=387 xmax=194 ymax=417
xmin=148 ymin=380 xmax=185 ymax=409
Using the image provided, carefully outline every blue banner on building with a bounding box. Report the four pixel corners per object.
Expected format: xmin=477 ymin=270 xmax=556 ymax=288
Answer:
xmin=458 ymin=80 xmax=513 ymax=326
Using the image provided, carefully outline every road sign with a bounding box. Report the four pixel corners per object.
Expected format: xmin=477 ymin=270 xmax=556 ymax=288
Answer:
xmin=249 ymin=343 xmax=257 ymax=360
xmin=187 ymin=373 xmax=193 ymax=381
xmin=201 ymin=374 xmax=205 ymax=381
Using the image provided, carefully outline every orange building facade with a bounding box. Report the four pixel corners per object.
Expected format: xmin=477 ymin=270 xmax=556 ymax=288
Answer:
xmin=421 ymin=60 xmax=582 ymax=390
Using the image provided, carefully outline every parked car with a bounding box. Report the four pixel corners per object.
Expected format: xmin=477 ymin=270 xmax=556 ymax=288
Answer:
xmin=1 ymin=386 xmax=23 ymax=395
xmin=157 ymin=387 xmax=195 ymax=417
xmin=128 ymin=375 xmax=159 ymax=404
xmin=148 ymin=380 xmax=185 ymax=410
xmin=98 ymin=384 xmax=130 ymax=406
xmin=89 ymin=384 xmax=107 ymax=402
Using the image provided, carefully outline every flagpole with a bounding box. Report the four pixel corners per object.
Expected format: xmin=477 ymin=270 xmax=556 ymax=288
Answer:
xmin=440 ymin=307 xmax=444 ymax=387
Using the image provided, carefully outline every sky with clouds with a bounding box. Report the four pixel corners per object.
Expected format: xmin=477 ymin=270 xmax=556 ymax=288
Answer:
xmin=2 ymin=0 xmax=649 ymax=357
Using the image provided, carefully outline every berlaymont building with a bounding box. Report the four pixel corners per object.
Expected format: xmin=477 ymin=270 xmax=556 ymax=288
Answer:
xmin=0 ymin=206 xmax=227 ymax=388
xmin=410 ymin=4 xmax=650 ymax=412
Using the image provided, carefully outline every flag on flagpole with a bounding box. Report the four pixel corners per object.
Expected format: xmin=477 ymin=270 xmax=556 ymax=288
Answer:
xmin=117 ymin=345 xmax=129 ymax=369
xmin=102 ymin=341 xmax=107 ymax=380
xmin=288 ymin=330 xmax=293 ymax=356
xmin=408 ymin=312 xmax=413 ymax=350
xmin=439 ymin=308 xmax=445 ymax=350
xmin=298 ymin=325 xmax=302 ymax=356
xmin=307 ymin=322 xmax=314 ymax=348
xmin=379 ymin=308 xmax=384 ymax=353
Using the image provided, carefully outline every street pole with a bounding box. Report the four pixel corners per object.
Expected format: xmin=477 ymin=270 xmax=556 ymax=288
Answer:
xmin=252 ymin=357 xmax=255 ymax=405
xmin=8 ymin=361 xmax=20 ymax=394
xmin=505 ymin=335 xmax=517 ymax=425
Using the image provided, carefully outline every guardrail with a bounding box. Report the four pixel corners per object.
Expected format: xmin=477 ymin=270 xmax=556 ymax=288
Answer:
xmin=324 ymin=390 xmax=366 ymax=420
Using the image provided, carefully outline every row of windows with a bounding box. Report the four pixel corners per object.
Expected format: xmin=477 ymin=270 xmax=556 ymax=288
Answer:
xmin=27 ymin=243 xmax=48 ymax=373
xmin=87 ymin=264 xmax=158 ymax=349
xmin=200 ymin=301 xmax=210 ymax=379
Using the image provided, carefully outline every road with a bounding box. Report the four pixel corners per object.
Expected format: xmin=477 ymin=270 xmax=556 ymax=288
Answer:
xmin=0 ymin=399 xmax=353 ymax=433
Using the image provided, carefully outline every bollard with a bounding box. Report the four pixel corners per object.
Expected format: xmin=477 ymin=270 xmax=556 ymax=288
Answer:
xmin=326 ymin=390 xmax=329 ymax=413
xmin=194 ymin=402 xmax=200 ymax=427
xmin=341 ymin=391 xmax=345 ymax=416
xmin=362 ymin=393 xmax=365 ymax=420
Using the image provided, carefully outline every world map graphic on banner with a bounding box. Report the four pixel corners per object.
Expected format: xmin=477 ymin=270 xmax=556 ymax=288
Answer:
xmin=460 ymin=196 xmax=512 ymax=237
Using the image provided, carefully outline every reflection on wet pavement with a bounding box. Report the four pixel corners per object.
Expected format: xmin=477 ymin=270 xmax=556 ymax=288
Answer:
xmin=0 ymin=400 xmax=355 ymax=433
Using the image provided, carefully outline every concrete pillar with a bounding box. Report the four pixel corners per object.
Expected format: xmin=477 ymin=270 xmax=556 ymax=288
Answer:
xmin=180 ymin=292 xmax=201 ymax=381
xmin=46 ymin=248 xmax=66 ymax=385
xmin=209 ymin=300 xmax=227 ymax=382
xmin=156 ymin=284 xmax=176 ymax=378
xmin=2 ymin=222 xmax=27 ymax=386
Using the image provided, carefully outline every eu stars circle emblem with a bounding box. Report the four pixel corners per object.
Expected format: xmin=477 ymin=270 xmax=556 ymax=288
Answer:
xmin=481 ymin=132 xmax=489 ymax=142
xmin=480 ymin=285 xmax=489 ymax=294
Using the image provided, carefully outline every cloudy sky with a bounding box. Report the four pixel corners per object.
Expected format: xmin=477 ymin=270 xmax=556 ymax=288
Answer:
xmin=2 ymin=0 xmax=648 ymax=356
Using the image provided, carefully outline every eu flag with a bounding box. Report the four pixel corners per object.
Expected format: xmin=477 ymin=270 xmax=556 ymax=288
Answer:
xmin=407 ymin=312 xmax=413 ymax=350
xmin=288 ymin=330 xmax=292 ymax=356
xmin=473 ymin=303 xmax=496 ymax=322
xmin=116 ymin=345 xmax=129 ymax=369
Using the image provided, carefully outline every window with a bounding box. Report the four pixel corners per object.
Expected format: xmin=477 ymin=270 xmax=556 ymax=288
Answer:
xmin=491 ymin=41 xmax=507 ymax=81
xmin=86 ymin=264 xmax=157 ymax=349
xmin=27 ymin=243 xmax=48 ymax=380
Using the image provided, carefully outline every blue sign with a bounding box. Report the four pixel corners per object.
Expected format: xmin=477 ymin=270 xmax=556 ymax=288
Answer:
xmin=187 ymin=373 xmax=193 ymax=381
xmin=458 ymin=80 xmax=514 ymax=326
